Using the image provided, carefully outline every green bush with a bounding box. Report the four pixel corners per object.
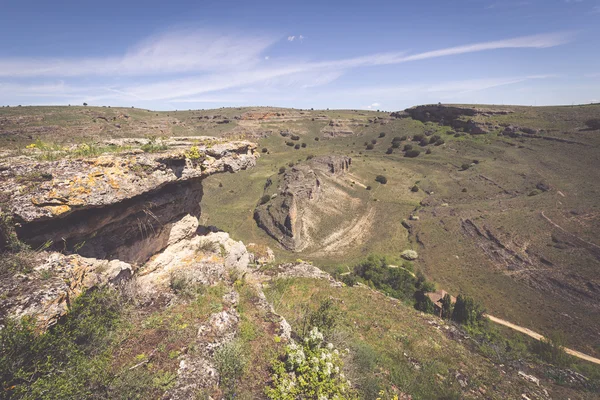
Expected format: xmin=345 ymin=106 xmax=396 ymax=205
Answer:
xmin=404 ymin=150 xmax=420 ymax=158
xmin=391 ymin=142 xmax=400 ymax=149
xmin=585 ymin=118 xmax=600 ymax=130
xmin=403 ymin=144 xmax=413 ymax=151
xmin=214 ymin=340 xmax=247 ymax=399
xmin=385 ymin=148 xmax=393 ymax=154
xmin=379 ymin=132 xmax=386 ymax=138
xmin=375 ymin=175 xmax=387 ymax=184
xmin=0 ymin=288 xmax=123 ymax=399
xmin=412 ymin=133 xmax=425 ymax=142
xmin=461 ymin=163 xmax=470 ymax=170
xmin=451 ymin=294 xmax=485 ymax=326
xmin=411 ymin=185 xmax=419 ymax=192
xmin=300 ymin=299 xmax=340 ymax=339
xmin=531 ymin=332 xmax=571 ymax=367
xmin=366 ymin=144 xmax=374 ymax=150
xmin=301 ymin=143 xmax=307 ymax=148
xmin=261 ymin=147 xmax=268 ymax=153
xmin=279 ymin=167 xmax=286 ymax=174
xmin=291 ymin=135 xmax=300 ymax=141
xmin=366 ymin=186 xmax=372 ymax=190
xmin=265 ymin=328 xmax=357 ymax=399
xmin=294 ymin=144 xmax=300 ymax=150
xmin=425 ymin=148 xmax=432 ymax=154
xmin=259 ymin=194 xmax=271 ymax=205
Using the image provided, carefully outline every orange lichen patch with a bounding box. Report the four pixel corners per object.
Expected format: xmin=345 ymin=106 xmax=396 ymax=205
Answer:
xmin=46 ymin=204 xmax=71 ymax=215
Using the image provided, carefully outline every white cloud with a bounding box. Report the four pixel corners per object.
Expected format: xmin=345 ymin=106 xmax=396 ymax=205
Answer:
xmin=287 ymin=36 xmax=295 ymax=42
xmin=0 ymin=31 xmax=575 ymax=107
xmin=0 ymin=30 xmax=275 ymax=77
xmin=365 ymin=102 xmax=381 ymax=109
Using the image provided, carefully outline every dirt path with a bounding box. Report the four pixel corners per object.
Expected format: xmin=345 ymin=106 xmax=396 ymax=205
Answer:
xmin=485 ymin=314 xmax=600 ymax=365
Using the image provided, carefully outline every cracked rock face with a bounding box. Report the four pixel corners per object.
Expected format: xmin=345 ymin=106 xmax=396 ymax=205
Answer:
xmin=0 ymin=138 xmax=257 ymax=262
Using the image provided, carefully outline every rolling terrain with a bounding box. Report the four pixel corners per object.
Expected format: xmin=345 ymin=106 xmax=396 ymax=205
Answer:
xmin=1 ymin=103 xmax=599 ymax=399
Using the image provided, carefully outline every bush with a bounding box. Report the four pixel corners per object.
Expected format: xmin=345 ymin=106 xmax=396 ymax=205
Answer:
xmin=366 ymin=144 xmax=374 ymax=150
xmin=378 ymin=132 xmax=386 ymax=138
xmin=279 ymin=167 xmax=286 ymax=174
xmin=294 ymin=144 xmax=300 ymax=150
xmin=371 ymin=139 xmax=377 ymax=144
xmin=261 ymin=147 xmax=268 ymax=153
xmin=419 ymin=139 xmax=428 ymax=147
xmin=403 ymin=144 xmax=413 ymax=151
xmin=404 ymin=150 xmax=420 ymax=158
xmin=411 ymin=185 xmax=419 ymax=192
xmin=451 ymin=294 xmax=485 ymax=326
xmin=259 ymin=194 xmax=271 ymax=205
xmin=366 ymin=186 xmax=372 ymax=190
xmin=301 ymin=143 xmax=307 ymax=148
xmin=300 ymin=299 xmax=340 ymax=338
xmin=265 ymin=328 xmax=356 ymax=399
xmin=285 ymin=141 xmax=294 ymax=147
xmin=314 ymin=137 xmax=320 ymax=141
xmin=375 ymin=175 xmax=387 ymax=184
xmin=428 ymin=135 xmax=441 ymax=144
xmin=434 ymin=139 xmax=445 ymax=146
xmin=412 ymin=133 xmax=425 ymax=142
xmin=0 ymin=289 xmax=123 ymax=399
xmin=426 ymin=148 xmax=432 ymax=154
xmin=461 ymin=163 xmax=471 ymax=170
xmin=391 ymin=142 xmax=400 ymax=149
xmin=585 ymin=118 xmax=600 ymax=130
xmin=531 ymin=332 xmax=571 ymax=367
xmin=214 ymin=340 xmax=247 ymax=399
xmin=291 ymin=134 xmax=300 ymax=141
xmin=385 ymin=148 xmax=393 ymax=154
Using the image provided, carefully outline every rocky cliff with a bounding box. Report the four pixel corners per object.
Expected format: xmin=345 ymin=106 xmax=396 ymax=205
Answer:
xmin=1 ymin=138 xmax=256 ymax=263
xmin=254 ymin=155 xmax=351 ymax=251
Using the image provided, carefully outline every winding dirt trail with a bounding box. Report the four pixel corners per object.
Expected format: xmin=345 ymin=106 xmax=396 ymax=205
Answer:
xmin=485 ymin=314 xmax=600 ymax=365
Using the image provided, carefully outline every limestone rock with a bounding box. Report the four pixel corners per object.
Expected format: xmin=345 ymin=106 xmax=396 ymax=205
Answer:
xmin=401 ymin=250 xmax=419 ymax=260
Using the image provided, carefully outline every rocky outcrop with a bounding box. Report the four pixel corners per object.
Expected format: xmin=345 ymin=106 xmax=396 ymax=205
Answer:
xmin=320 ymin=120 xmax=354 ymax=138
xmin=0 ymin=138 xmax=257 ymax=263
xmin=403 ymin=104 xmax=511 ymax=133
xmin=254 ymin=156 xmax=351 ymax=251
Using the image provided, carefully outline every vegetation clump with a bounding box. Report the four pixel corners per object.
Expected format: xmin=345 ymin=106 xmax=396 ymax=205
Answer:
xmin=375 ymin=175 xmax=387 ymax=184
xmin=265 ymin=327 xmax=356 ymax=399
xmin=404 ymin=150 xmax=420 ymax=158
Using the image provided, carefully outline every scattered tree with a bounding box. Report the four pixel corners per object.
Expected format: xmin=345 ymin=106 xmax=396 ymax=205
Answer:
xmin=404 ymin=150 xmax=420 ymax=158
xmin=375 ymin=175 xmax=387 ymax=184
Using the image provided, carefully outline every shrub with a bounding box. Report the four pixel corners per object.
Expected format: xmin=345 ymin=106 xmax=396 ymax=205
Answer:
xmin=378 ymin=132 xmax=386 ymax=138
xmin=428 ymin=135 xmax=441 ymax=144
xmin=306 ymin=155 xmax=314 ymax=160
xmin=314 ymin=137 xmax=320 ymax=141
xmin=451 ymin=294 xmax=485 ymax=326
xmin=141 ymin=142 xmax=168 ymax=153
xmin=366 ymin=144 xmax=374 ymax=150
xmin=261 ymin=147 xmax=268 ymax=153
xmin=265 ymin=328 xmax=357 ymax=399
xmin=214 ymin=340 xmax=247 ymax=399
xmin=434 ymin=139 xmax=445 ymax=146
xmin=375 ymin=175 xmax=387 ymax=184
xmin=294 ymin=144 xmax=300 ymax=150
xmin=412 ymin=133 xmax=425 ymax=142
xmin=531 ymin=332 xmax=571 ymax=367
xmin=391 ymin=136 xmax=403 ymax=143
xmin=419 ymin=139 xmax=428 ymax=147
xmin=300 ymin=299 xmax=340 ymax=338
xmin=411 ymin=185 xmax=419 ymax=192
xmin=425 ymin=148 xmax=432 ymax=154
xmin=185 ymin=146 xmax=202 ymax=160
xmin=301 ymin=143 xmax=307 ymax=148
xmin=285 ymin=141 xmax=294 ymax=147
xmin=0 ymin=289 xmax=123 ymax=399
xmin=385 ymin=148 xmax=393 ymax=154
xmin=585 ymin=118 xmax=600 ymax=130
xmin=391 ymin=142 xmax=400 ymax=149
xmin=371 ymin=139 xmax=377 ymax=144
xmin=461 ymin=163 xmax=471 ymax=170
xmin=291 ymin=135 xmax=300 ymax=141
xmin=403 ymin=144 xmax=413 ymax=151
xmin=259 ymin=194 xmax=271 ymax=205
xmin=279 ymin=167 xmax=286 ymax=174
xmin=404 ymin=150 xmax=420 ymax=158
xmin=366 ymin=186 xmax=372 ymax=190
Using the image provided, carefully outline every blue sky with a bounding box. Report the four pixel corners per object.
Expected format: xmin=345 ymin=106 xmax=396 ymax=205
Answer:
xmin=0 ymin=0 xmax=599 ymax=110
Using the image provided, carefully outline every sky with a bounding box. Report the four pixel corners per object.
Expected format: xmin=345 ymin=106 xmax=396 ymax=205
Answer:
xmin=0 ymin=0 xmax=599 ymax=111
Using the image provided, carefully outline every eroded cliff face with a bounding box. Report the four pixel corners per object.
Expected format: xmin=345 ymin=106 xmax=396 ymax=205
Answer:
xmin=1 ymin=138 xmax=256 ymax=263
xmin=254 ymin=155 xmax=352 ymax=251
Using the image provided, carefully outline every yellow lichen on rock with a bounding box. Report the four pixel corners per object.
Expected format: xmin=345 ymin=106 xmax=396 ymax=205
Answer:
xmin=46 ymin=204 xmax=71 ymax=215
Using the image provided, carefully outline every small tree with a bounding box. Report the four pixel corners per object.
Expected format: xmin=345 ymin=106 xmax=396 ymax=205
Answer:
xmin=259 ymin=195 xmax=271 ymax=205
xmin=379 ymin=132 xmax=386 ymax=138
xmin=261 ymin=148 xmax=268 ymax=153
xmin=411 ymin=185 xmax=419 ymax=192
xmin=440 ymin=294 xmax=453 ymax=319
xmin=585 ymin=118 xmax=600 ymax=130
xmin=83 ymin=102 xmax=88 ymax=106
xmin=366 ymin=144 xmax=375 ymax=150
xmin=375 ymin=175 xmax=387 ymax=184
xmin=403 ymin=144 xmax=413 ymax=151
xmin=386 ymin=147 xmax=393 ymax=154
xmin=404 ymin=150 xmax=420 ymax=158
xmin=279 ymin=167 xmax=286 ymax=174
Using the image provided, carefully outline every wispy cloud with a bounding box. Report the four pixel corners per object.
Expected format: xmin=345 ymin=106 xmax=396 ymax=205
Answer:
xmin=0 ymin=30 xmax=574 ymax=107
xmin=0 ymin=30 xmax=276 ymax=77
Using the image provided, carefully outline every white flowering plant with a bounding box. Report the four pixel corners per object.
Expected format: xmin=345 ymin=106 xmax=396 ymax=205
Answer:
xmin=265 ymin=327 xmax=357 ymax=399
